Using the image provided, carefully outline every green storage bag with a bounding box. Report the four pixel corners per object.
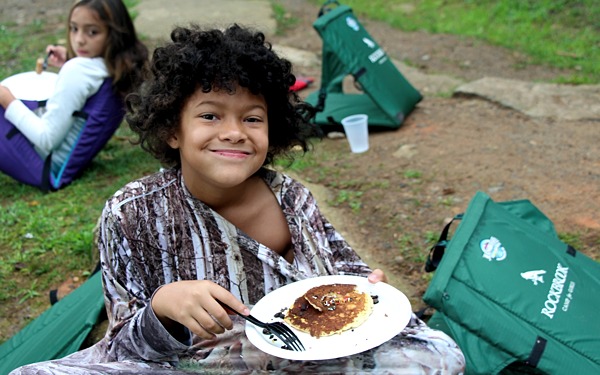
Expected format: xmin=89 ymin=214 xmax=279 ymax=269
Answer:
xmin=0 ymin=271 xmax=105 ymax=374
xmin=306 ymin=1 xmax=422 ymax=131
xmin=423 ymin=191 xmax=600 ymax=374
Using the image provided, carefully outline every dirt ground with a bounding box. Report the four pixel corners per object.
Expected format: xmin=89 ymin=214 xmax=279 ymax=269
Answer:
xmin=2 ymin=0 xmax=598 ymax=324
xmin=271 ymin=1 xmax=600 ymax=307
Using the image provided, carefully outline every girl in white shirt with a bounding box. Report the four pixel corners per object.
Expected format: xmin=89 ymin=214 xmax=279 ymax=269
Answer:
xmin=0 ymin=0 xmax=147 ymax=174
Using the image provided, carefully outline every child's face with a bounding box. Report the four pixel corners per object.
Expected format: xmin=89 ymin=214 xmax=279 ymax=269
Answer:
xmin=169 ymin=86 xmax=269 ymax=193
xmin=69 ymin=6 xmax=108 ymax=58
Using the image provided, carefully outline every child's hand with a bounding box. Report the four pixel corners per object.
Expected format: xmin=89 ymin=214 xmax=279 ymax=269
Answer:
xmin=0 ymin=85 xmax=16 ymax=109
xmin=45 ymin=45 xmax=68 ymax=68
xmin=151 ymin=280 xmax=250 ymax=340
xmin=367 ymin=268 xmax=388 ymax=284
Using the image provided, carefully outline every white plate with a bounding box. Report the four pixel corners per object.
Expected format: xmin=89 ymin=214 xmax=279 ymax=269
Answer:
xmin=2 ymin=71 xmax=58 ymax=101
xmin=245 ymin=275 xmax=412 ymax=360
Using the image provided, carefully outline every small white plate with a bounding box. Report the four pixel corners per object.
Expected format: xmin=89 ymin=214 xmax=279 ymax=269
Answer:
xmin=245 ymin=275 xmax=412 ymax=360
xmin=2 ymin=71 xmax=58 ymax=101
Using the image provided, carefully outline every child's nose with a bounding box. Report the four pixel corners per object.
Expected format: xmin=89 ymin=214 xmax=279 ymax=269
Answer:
xmin=220 ymin=119 xmax=247 ymax=142
xmin=74 ymin=32 xmax=85 ymax=45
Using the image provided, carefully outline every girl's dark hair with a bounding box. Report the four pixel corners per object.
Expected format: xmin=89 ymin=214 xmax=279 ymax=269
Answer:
xmin=66 ymin=0 xmax=148 ymax=97
xmin=126 ymin=24 xmax=320 ymax=167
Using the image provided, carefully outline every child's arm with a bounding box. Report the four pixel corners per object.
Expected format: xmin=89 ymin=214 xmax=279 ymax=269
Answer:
xmin=99 ymin=203 xmax=190 ymax=363
xmin=0 ymin=85 xmax=16 ymax=109
xmin=98 ymin=195 xmax=249 ymax=363
xmin=4 ymin=57 xmax=103 ymax=155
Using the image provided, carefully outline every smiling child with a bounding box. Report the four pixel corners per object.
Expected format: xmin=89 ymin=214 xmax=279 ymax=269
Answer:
xmin=10 ymin=24 xmax=464 ymax=374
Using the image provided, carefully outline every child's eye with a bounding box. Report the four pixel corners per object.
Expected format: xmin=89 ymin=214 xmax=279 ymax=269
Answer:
xmin=87 ymin=29 xmax=99 ymax=37
xmin=200 ymin=114 xmax=217 ymax=121
xmin=69 ymin=26 xmax=78 ymax=33
xmin=245 ymin=117 xmax=263 ymax=123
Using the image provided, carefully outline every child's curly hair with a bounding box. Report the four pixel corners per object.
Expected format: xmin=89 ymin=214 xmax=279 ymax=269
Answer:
xmin=126 ymin=24 xmax=320 ymax=167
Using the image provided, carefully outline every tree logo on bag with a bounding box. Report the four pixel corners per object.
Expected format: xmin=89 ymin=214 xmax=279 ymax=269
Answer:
xmin=521 ymin=270 xmax=546 ymax=285
xmin=346 ymin=17 xmax=360 ymax=31
xmin=480 ymin=236 xmax=507 ymax=261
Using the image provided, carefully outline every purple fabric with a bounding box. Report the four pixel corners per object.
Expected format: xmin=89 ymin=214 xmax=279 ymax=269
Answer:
xmin=0 ymin=100 xmax=48 ymax=188
xmin=51 ymin=79 xmax=124 ymax=190
xmin=0 ymin=79 xmax=124 ymax=190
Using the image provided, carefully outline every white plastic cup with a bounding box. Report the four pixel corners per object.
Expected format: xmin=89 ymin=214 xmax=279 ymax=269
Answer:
xmin=341 ymin=114 xmax=369 ymax=153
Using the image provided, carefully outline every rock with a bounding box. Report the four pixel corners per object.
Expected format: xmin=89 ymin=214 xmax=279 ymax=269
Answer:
xmin=393 ymin=144 xmax=417 ymax=159
xmin=454 ymin=77 xmax=600 ymax=121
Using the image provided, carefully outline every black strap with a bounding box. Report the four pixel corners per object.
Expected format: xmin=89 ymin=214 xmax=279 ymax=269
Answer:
xmin=39 ymin=154 xmax=52 ymax=192
xmin=566 ymin=245 xmax=577 ymax=257
xmin=49 ymin=289 xmax=59 ymax=305
xmin=524 ymin=336 xmax=547 ymax=367
xmin=424 ymin=214 xmax=463 ymax=272
xmin=318 ymin=0 xmax=340 ymax=17
xmin=72 ymin=110 xmax=89 ymax=120
xmin=6 ymin=126 xmax=20 ymax=139
xmin=353 ymin=67 xmax=366 ymax=91
xmin=414 ymin=306 xmax=434 ymax=319
xmin=355 ymin=67 xmax=366 ymax=79
xmin=315 ymin=88 xmax=328 ymax=112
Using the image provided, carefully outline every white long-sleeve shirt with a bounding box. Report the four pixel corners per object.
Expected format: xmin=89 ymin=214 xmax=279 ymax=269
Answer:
xmin=4 ymin=57 xmax=108 ymax=172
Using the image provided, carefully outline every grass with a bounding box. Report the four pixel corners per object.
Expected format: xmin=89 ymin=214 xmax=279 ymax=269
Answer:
xmin=271 ymin=1 xmax=300 ymax=35
xmin=0 ymin=23 xmax=62 ymax=79
xmin=315 ymin=0 xmax=599 ymax=84
xmin=0 ymin=1 xmax=157 ymax=343
xmin=0 ymin=123 xmax=161 ymax=342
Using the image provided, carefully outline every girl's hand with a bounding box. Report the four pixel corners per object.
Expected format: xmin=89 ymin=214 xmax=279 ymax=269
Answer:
xmin=45 ymin=45 xmax=68 ymax=68
xmin=0 ymin=85 xmax=16 ymax=109
xmin=151 ymin=280 xmax=250 ymax=340
xmin=367 ymin=268 xmax=388 ymax=284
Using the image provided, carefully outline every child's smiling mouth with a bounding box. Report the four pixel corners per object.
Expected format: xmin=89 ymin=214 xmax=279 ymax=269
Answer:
xmin=212 ymin=149 xmax=251 ymax=159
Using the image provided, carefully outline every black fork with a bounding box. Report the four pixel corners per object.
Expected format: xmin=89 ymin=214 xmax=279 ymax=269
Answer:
xmin=218 ymin=301 xmax=305 ymax=351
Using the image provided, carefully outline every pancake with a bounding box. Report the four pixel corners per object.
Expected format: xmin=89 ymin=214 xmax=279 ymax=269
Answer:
xmin=284 ymin=283 xmax=373 ymax=338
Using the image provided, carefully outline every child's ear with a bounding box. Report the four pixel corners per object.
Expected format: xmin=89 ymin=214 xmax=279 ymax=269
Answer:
xmin=167 ymin=135 xmax=180 ymax=149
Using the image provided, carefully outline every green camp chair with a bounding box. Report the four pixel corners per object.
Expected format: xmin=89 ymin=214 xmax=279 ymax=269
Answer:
xmin=306 ymin=1 xmax=422 ymax=131
xmin=423 ymin=192 xmax=600 ymax=374
xmin=0 ymin=271 xmax=105 ymax=374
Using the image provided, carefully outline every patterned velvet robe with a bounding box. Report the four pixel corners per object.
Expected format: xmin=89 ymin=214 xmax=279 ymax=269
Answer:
xmin=11 ymin=168 xmax=464 ymax=374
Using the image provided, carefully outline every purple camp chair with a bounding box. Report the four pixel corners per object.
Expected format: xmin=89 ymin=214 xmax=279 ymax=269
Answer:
xmin=0 ymin=79 xmax=124 ymax=191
